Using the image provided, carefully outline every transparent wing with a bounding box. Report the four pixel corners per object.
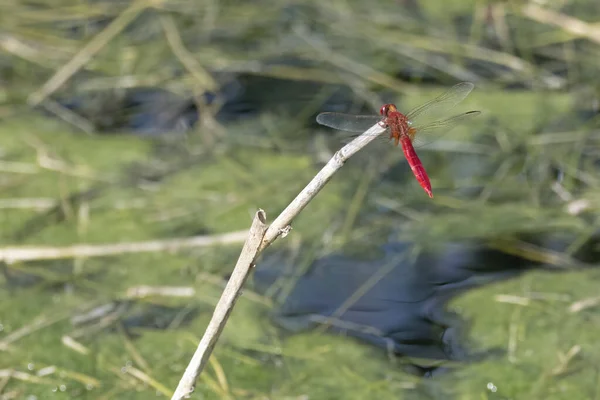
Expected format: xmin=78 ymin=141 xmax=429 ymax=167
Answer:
xmin=316 ymin=112 xmax=383 ymax=133
xmin=406 ymin=82 xmax=475 ymax=128
xmin=411 ymin=111 xmax=481 ymax=148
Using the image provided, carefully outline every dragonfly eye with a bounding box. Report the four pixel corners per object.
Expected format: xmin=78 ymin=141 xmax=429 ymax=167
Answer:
xmin=379 ymin=104 xmax=390 ymax=116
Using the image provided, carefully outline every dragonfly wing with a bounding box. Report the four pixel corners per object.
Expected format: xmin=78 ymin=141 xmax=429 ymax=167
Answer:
xmin=316 ymin=112 xmax=383 ymax=133
xmin=406 ymin=82 xmax=475 ymax=128
xmin=410 ymin=111 xmax=481 ymax=148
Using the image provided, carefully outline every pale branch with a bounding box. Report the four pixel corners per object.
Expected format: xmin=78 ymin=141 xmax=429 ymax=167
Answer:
xmin=171 ymin=209 xmax=268 ymax=400
xmin=170 ymin=122 xmax=385 ymax=399
xmin=0 ymin=230 xmax=248 ymax=264
xmin=260 ymin=122 xmax=386 ymax=249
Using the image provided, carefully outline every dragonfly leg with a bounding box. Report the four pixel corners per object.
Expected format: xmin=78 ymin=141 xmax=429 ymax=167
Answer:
xmin=378 ymin=120 xmax=388 ymax=129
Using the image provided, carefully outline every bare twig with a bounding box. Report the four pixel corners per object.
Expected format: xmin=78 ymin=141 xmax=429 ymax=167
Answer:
xmin=260 ymin=122 xmax=386 ymax=249
xmin=39 ymin=99 xmax=96 ymax=134
xmin=0 ymin=370 xmax=54 ymax=385
xmin=0 ymin=313 xmax=70 ymax=351
xmin=0 ymin=231 xmax=248 ymax=264
xmin=0 ymin=198 xmax=57 ymax=211
xmin=569 ymin=295 xmax=600 ymax=313
xmin=171 ymin=122 xmax=386 ymax=399
xmin=171 ymin=210 xmax=268 ymax=400
xmin=126 ymin=366 xmax=172 ymax=398
xmin=61 ymin=336 xmax=90 ymax=355
xmin=125 ymin=286 xmax=196 ymax=299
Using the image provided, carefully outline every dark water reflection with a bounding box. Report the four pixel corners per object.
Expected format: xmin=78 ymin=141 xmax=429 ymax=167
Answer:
xmin=253 ymin=238 xmax=596 ymax=376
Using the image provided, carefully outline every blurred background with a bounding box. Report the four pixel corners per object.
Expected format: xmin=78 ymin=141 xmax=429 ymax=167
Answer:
xmin=2 ymin=0 xmax=600 ymax=398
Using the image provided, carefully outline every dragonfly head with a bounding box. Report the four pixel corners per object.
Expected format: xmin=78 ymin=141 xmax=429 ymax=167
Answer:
xmin=379 ymin=103 xmax=398 ymax=117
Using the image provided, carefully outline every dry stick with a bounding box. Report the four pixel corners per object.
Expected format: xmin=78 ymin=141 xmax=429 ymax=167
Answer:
xmin=260 ymin=122 xmax=386 ymax=250
xmin=171 ymin=210 xmax=268 ymax=400
xmin=171 ymin=122 xmax=385 ymax=399
xmin=0 ymin=231 xmax=248 ymax=264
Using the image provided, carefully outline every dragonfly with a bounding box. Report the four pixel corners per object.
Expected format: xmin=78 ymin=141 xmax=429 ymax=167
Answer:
xmin=316 ymin=82 xmax=481 ymax=198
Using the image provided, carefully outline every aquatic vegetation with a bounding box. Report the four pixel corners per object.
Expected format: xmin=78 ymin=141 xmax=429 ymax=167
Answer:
xmin=2 ymin=0 xmax=600 ymax=399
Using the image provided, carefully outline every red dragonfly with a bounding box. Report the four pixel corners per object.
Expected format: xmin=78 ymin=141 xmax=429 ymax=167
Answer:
xmin=316 ymin=82 xmax=481 ymax=198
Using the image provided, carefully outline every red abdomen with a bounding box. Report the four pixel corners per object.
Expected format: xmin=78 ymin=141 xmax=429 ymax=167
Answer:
xmin=400 ymin=136 xmax=433 ymax=198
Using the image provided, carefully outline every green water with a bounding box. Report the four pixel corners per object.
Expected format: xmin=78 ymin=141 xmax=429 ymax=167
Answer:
xmin=1 ymin=85 xmax=599 ymax=399
xmin=3 ymin=0 xmax=600 ymax=397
